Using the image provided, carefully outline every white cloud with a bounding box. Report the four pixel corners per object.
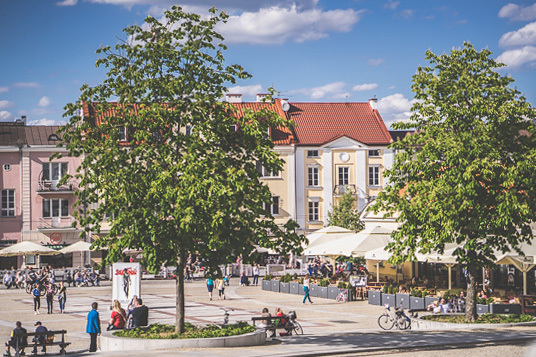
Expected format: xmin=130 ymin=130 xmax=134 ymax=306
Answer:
xmin=12 ymin=82 xmax=40 ymax=88
xmin=399 ymin=9 xmax=414 ymax=19
xmin=368 ymin=58 xmax=385 ymax=66
xmin=377 ymin=93 xmax=417 ymax=128
xmin=497 ymin=46 xmax=536 ymax=69
xmin=0 ymin=111 xmax=12 ymax=121
xmin=0 ymin=87 xmax=8 ymax=93
xmin=499 ymin=3 xmax=536 ymax=21
xmin=384 ymin=0 xmax=400 ymax=10
xmin=220 ymin=5 xmax=363 ymax=44
xmin=56 ymin=0 xmax=77 ymax=6
xmin=290 ymin=81 xmax=349 ymax=100
xmin=226 ymin=84 xmax=264 ymax=99
xmin=39 ymin=96 xmax=51 ymax=107
xmin=352 ymin=83 xmax=378 ymax=92
xmin=28 ymin=118 xmax=58 ymax=126
xmin=0 ymin=100 xmax=14 ymax=110
xmin=499 ymin=22 xmax=536 ymax=48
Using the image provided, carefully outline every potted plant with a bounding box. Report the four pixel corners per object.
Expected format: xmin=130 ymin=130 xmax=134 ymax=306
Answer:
xmin=409 ymin=288 xmax=425 ymax=310
xmin=316 ymin=278 xmax=329 ymax=299
xmin=396 ymin=288 xmax=410 ymax=309
xmin=381 ymin=284 xmax=396 ymax=305
xmin=262 ymin=274 xmax=273 ymax=291
xmin=477 ymin=296 xmax=494 ymax=314
xmin=279 ymin=273 xmax=291 ymax=294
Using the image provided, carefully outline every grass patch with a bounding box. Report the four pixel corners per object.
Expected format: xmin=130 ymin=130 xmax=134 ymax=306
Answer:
xmin=421 ymin=313 xmax=534 ymax=324
xmin=113 ymin=322 xmax=255 ymax=339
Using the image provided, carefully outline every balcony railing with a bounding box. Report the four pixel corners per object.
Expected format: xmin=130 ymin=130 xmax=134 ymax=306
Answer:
xmin=37 ymin=217 xmax=76 ymax=230
xmin=333 ymin=184 xmax=357 ymax=195
xmin=37 ymin=180 xmax=78 ymax=193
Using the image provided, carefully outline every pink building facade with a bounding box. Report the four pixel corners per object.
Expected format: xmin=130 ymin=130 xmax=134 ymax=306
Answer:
xmin=0 ymin=121 xmax=85 ymax=269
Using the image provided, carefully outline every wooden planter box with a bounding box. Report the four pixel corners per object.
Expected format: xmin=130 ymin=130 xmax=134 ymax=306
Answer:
xmin=368 ymin=290 xmax=381 ymax=305
xmin=317 ymin=286 xmax=328 ymax=299
xmin=409 ymin=296 xmax=426 ymax=310
xmin=271 ymin=280 xmax=280 ymax=293
xmin=490 ymin=303 xmax=522 ymax=314
xmin=290 ymin=282 xmax=300 ymax=295
xmin=279 ymin=282 xmax=290 ymax=294
xmin=328 ymin=286 xmax=340 ymax=300
xmin=262 ymin=279 xmax=271 ymax=291
xmin=309 ymin=284 xmax=319 ymax=297
xmin=381 ymin=293 xmax=396 ymax=306
xmin=395 ymin=293 xmax=410 ymax=309
xmin=477 ymin=304 xmax=490 ymax=314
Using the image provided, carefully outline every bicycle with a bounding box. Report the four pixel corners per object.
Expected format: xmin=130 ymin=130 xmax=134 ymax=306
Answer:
xmin=286 ymin=310 xmax=303 ymax=336
xmin=377 ymin=304 xmax=411 ymax=330
xmin=220 ymin=307 xmax=234 ymax=325
xmin=336 ymin=289 xmax=348 ymax=302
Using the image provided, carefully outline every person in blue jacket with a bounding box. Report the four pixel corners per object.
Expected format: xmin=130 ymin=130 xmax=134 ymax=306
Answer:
xmin=86 ymin=302 xmax=101 ymax=352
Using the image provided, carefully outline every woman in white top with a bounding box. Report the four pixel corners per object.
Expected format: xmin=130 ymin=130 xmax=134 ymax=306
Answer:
xmin=302 ymin=274 xmax=313 ymax=304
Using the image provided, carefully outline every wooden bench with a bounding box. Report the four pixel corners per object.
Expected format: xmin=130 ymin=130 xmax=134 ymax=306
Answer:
xmin=251 ymin=315 xmax=296 ymax=336
xmin=9 ymin=330 xmax=70 ymax=356
xmin=519 ymin=295 xmax=536 ymax=315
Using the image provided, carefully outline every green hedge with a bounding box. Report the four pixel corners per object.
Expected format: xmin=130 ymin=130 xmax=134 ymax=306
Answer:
xmin=113 ymin=322 xmax=255 ymax=339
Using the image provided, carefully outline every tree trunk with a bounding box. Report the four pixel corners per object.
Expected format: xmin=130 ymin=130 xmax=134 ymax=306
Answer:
xmin=465 ymin=263 xmax=478 ymax=322
xmin=175 ymin=249 xmax=186 ymax=334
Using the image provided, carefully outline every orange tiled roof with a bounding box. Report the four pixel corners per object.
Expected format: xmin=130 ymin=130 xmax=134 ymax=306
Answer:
xmin=287 ymin=102 xmax=392 ymax=146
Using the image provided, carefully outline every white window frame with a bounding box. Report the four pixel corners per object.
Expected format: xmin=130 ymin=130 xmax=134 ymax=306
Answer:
xmin=308 ymin=166 xmax=320 ymax=187
xmin=368 ymin=149 xmax=381 ymax=157
xmin=307 ymin=150 xmax=319 ymax=158
xmin=338 ymin=166 xmax=349 ymax=185
xmin=118 ymin=126 xmax=126 ymax=141
xmin=263 ymin=196 xmax=280 ymax=215
xmin=42 ymin=198 xmax=69 ymax=218
xmin=369 ymin=166 xmax=380 ymax=186
xmin=308 ymin=200 xmax=320 ymax=222
xmin=257 ymin=161 xmax=279 ymax=178
xmin=42 ymin=162 xmax=68 ymax=181
xmin=1 ymin=189 xmax=15 ymax=217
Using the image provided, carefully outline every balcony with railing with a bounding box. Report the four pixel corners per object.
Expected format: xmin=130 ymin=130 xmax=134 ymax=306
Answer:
xmin=37 ymin=171 xmax=78 ymax=194
xmin=333 ymin=184 xmax=357 ymax=196
xmin=37 ymin=217 xmax=77 ymax=231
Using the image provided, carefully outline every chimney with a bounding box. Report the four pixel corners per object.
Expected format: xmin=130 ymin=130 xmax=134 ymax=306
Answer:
xmin=225 ymin=93 xmax=242 ymax=103
xmin=15 ymin=116 xmax=27 ymax=126
xmin=369 ymin=97 xmax=378 ymax=111
xmin=256 ymin=93 xmax=270 ymax=102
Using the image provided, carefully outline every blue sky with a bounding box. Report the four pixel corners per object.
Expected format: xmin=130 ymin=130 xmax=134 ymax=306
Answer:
xmin=1 ymin=0 xmax=535 ymax=128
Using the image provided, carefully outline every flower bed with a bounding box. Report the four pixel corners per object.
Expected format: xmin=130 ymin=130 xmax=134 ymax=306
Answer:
xmin=421 ymin=313 xmax=534 ymax=324
xmin=113 ymin=322 xmax=255 ymax=339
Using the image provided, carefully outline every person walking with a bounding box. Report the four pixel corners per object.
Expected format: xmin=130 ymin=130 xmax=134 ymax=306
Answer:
xmin=206 ymin=276 xmax=214 ymax=301
xmin=86 ymin=302 xmax=101 ymax=352
xmin=32 ymin=284 xmax=41 ymax=314
xmin=57 ymin=282 xmax=67 ymax=313
xmin=253 ymin=264 xmax=260 ymax=286
xmin=302 ymin=274 xmax=313 ymax=304
xmin=46 ymin=283 xmax=55 ymax=314
xmin=216 ymin=277 xmax=225 ymax=300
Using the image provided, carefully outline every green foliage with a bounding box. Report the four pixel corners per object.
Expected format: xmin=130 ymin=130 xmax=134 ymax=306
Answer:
xmin=476 ymin=296 xmax=495 ymax=305
xmin=372 ymin=42 xmax=536 ymax=321
xmin=382 ymin=284 xmax=389 ymax=294
xmin=263 ymin=274 xmax=274 ymax=281
xmin=292 ymin=273 xmax=298 ymax=281
xmin=298 ymin=277 xmax=304 ymax=284
xmin=337 ymin=281 xmax=347 ymax=289
xmin=387 ymin=285 xmax=399 ymax=294
xmin=410 ymin=288 xmax=422 ymax=298
xmin=279 ymin=273 xmax=293 ymax=283
xmin=113 ymin=322 xmax=255 ymax=339
xmin=318 ymin=278 xmax=330 ymax=287
xmin=55 ymin=6 xmax=306 ymax=332
xmin=421 ymin=314 xmax=534 ymax=324
xmin=442 ymin=290 xmax=464 ymax=300
xmin=327 ymin=192 xmax=364 ymax=233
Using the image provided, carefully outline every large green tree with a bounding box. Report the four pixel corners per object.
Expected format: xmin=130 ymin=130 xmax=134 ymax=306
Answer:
xmin=327 ymin=192 xmax=364 ymax=232
xmin=373 ymin=43 xmax=536 ymax=321
xmin=57 ymin=7 xmax=305 ymax=333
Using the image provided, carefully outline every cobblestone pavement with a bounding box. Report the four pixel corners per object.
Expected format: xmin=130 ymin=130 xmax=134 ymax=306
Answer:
xmin=1 ymin=278 xmax=535 ymax=356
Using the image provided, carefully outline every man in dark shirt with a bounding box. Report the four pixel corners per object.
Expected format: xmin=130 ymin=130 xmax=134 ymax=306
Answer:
xmin=130 ymin=298 xmax=149 ymax=328
xmin=5 ymin=321 xmax=27 ymax=356
xmin=32 ymin=321 xmax=48 ymax=354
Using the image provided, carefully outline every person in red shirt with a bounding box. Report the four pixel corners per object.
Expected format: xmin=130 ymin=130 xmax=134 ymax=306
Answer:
xmin=107 ymin=300 xmax=127 ymax=330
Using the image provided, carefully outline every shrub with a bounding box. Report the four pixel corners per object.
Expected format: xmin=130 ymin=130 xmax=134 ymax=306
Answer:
xmin=337 ymin=281 xmax=347 ymax=289
xmin=410 ymin=288 xmax=422 ymax=298
xmin=263 ymin=274 xmax=274 ymax=281
xmin=382 ymin=284 xmax=389 ymax=294
xmin=113 ymin=322 xmax=255 ymax=339
xmin=280 ymin=273 xmax=292 ymax=283
xmin=319 ymin=278 xmax=330 ymax=287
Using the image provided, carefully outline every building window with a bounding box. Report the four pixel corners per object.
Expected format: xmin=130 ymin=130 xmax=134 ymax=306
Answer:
xmin=42 ymin=199 xmax=69 ymax=218
xmin=338 ymin=167 xmax=349 ymax=185
xmin=308 ymin=201 xmax=319 ymax=221
xmin=369 ymin=166 xmax=380 ymax=186
xmin=308 ymin=166 xmax=319 ymax=187
xmin=229 ymin=124 xmax=237 ymax=132
xmin=185 ymin=125 xmax=193 ymax=136
xmin=307 ymin=150 xmax=319 ymax=158
xmin=263 ymin=196 xmax=279 ymax=215
xmin=118 ymin=126 xmax=126 ymax=141
xmin=1 ymin=189 xmax=15 ymax=217
xmin=369 ymin=149 xmax=381 ymax=157
xmin=27 ymin=255 xmax=36 ymax=265
xmin=3 ymin=164 xmax=11 ymax=171
xmin=42 ymin=163 xmax=68 ymax=181
xmin=256 ymin=161 xmax=279 ymax=178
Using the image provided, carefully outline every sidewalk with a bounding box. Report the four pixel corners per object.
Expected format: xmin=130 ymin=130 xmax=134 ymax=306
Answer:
xmin=1 ymin=278 xmax=535 ymax=356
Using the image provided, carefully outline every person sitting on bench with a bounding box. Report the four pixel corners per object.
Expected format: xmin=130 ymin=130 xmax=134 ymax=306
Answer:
xmin=32 ymin=321 xmax=48 ymax=354
xmin=4 ymin=321 xmax=27 ymax=356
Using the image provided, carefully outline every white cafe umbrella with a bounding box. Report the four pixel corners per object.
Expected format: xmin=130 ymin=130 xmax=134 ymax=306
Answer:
xmin=304 ymin=226 xmax=354 ymax=249
xmin=0 ymin=241 xmax=60 ymax=257
xmin=58 ymin=241 xmax=94 ymax=254
xmin=495 ymin=242 xmax=536 ymax=295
